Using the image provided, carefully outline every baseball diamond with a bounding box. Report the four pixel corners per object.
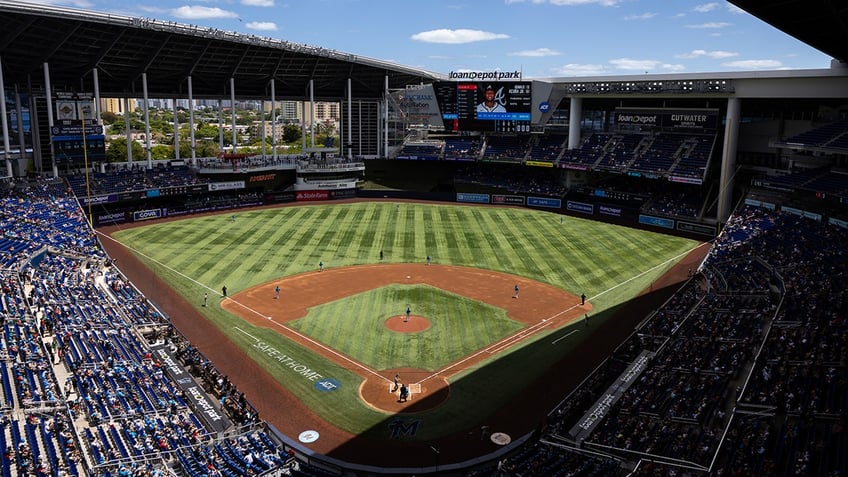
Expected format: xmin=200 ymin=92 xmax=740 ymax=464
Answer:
xmin=101 ymin=199 xmax=704 ymax=467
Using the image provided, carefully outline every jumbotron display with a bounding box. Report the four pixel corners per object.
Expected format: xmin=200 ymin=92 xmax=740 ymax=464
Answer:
xmin=434 ymin=81 xmax=532 ymax=133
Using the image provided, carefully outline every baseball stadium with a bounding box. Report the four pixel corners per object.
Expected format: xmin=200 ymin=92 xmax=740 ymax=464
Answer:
xmin=0 ymin=1 xmax=847 ymax=476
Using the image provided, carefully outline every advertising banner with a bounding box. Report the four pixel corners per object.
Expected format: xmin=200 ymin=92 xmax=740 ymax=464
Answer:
xmin=639 ymin=214 xmax=674 ymax=229
xmin=208 ymin=181 xmax=245 ymax=192
xmin=79 ymin=194 xmax=118 ymax=206
xmin=598 ymin=205 xmax=622 ymax=217
xmin=133 ymin=209 xmax=163 ymax=222
xmin=528 ymin=197 xmax=562 ymax=208
xmin=296 ymin=190 xmax=329 ymax=202
xmin=566 ymin=200 xmax=594 ymax=214
xmin=492 ymin=194 xmax=525 ymax=205
xmin=456 ymin=193 xmax=490 ymax=204
xmin=676 ymin=221 xmax=716 ymax=236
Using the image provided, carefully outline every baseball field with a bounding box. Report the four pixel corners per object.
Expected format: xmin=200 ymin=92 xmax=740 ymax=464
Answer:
xmin=103 ymin=200 xmax=701 ymax=460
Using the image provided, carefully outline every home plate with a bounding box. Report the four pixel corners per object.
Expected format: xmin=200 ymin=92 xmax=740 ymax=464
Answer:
xmin=407 ymin=275 xmax=411 ymax=279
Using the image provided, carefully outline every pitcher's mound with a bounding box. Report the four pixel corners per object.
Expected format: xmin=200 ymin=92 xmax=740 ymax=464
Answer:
xmin=385 ymin=315 xmax=430 ymax=332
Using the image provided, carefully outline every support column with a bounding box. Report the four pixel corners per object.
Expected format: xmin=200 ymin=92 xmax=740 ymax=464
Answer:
xmin=230 ymin=77 xmax=237 ymax=154
xmin=14 ymin=87 xmax=26 ymax=176
xmin=173 ymin=97 xmax=180 ymax=161
xmin=218 ymin=99 xmax=224 ymax=153
xmin=43 ymin=62 xmax=58 ymax=177
xmin=347 ymin=77 xmax=352 ymax=160
xmin=124 ymin=97 xmax=132 ymax=164
xmin=568 ymin=97 xmax=582 ymax=150
xmin=717 ymin=97 xmax=741 ymax=225
xmin=142 ymin=72 xmax=152 ymax=168
xmin=300 ymin=101 xmax=306 ymax=152
xmin=188 ymin=76 xmax=196 ymax=165
xmin=0 ymin=57 xmax=11 ymax=177
xmin=383 ymin=75 xmax=389 ymax=158
xmin=309 ymin=79 xmax=315 ymax=149
xmin=261 ymin=99 xmax=267 ymax=158
xmin=92 ymin=68 xmax=102 ymax=125
xmin=270 ymin=79 xmax=277 ymax=161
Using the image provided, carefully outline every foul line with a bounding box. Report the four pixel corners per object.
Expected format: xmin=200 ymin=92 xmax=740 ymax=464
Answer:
xmin=97 ymin=231 xmax=222 ymax=295
xmin=415 ymin=241 xmax=711 ymax=387
xmin=98 ymin=230 xmax=390 ymax=383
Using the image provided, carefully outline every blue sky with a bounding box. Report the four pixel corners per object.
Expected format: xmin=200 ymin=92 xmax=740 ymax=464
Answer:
xmin=31 ymin=0 xmax=835 ymax=78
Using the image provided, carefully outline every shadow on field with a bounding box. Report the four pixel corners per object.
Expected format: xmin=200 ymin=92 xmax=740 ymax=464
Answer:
xmin=324 ymin=278 xmax=693 ymax=471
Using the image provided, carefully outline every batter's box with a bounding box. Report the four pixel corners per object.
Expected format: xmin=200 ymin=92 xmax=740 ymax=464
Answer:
xmin=408 ymin=383 xmax=421 ymax=398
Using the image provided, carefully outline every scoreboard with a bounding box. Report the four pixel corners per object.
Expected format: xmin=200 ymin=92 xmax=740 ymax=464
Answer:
xmin=434 ymin=81 xmax=532 ymax=132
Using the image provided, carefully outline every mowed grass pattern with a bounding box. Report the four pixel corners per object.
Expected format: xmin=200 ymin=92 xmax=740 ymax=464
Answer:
xmin=112 ymin=202 xmax=700 ymax=437
xmin=289 ymin=284 xmax=522 ymax=371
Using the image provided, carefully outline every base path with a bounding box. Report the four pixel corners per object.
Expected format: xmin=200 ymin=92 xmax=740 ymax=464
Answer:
xmin=224 ymin=263 xmax=589 ymax=414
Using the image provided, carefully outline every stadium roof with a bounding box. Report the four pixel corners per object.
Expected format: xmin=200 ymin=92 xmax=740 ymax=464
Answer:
xmin=728 ymin=0 xmax=848 ymax=65
xmin=0 ymin=1 xmax=442 ymax=101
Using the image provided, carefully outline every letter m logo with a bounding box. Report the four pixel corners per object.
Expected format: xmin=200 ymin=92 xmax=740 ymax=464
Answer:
xmin=387 ymin=418 xmax=421 ymax=439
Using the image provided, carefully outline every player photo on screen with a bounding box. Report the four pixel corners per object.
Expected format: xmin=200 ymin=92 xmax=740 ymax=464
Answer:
xmin=476 ymin=85 xmax=507 ymax=113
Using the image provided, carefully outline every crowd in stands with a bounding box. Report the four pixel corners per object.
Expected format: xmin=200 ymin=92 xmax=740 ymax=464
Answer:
xmin=558 ymin=132 xmax=714 ymax=181
xmin=3 ymin=172 xmax=846 ymax=476
xmin=454 ymin=163 xmax=567 ymax=197
xmin=0 ymin=178 xmax=317 ymax=477
xmin=536 ymin=204 xmax=847 ymax=476
xmin=66 ymin=164 xmax=209 ymax=198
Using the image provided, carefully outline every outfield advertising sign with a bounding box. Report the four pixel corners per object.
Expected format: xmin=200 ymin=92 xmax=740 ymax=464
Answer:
xmin=492 ymin=194 xmax=524 ymax=205
xmin=677 ymin=221 xmax=716 ymax=236
xmin=639 ymin=214 xmax=674 ymax=229
xmin=456 ymin=193 xmax=490 ymax=204
xmin=79 ymin=194 xmax=117 ymax=206
xmin=96 ymin=212 xmax=126 ymax=225
xmin=527 ymin=197 xmax=562 ymax=208
xmin=208 ymin=181 xmax=245 ymax=192
xmin=133 ymin=209 xmax=163 ymax=222
xmin=598 ymin=205 xmax=622 ymax=217
xmin=566 ymin=200 xmax=594 ymax=214
xmin=297 ymin=190 xmax=329 ymax=202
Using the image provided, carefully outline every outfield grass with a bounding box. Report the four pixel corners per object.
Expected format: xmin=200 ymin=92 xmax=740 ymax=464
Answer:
xmin=112 ymin=202 xmax=699 ymax=439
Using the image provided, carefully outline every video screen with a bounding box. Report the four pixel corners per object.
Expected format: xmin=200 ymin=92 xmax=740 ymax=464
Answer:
xmin=434 ymin=81 xmax=532 ymax=132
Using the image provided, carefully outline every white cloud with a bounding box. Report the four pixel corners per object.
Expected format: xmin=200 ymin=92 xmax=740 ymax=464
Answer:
xmin=726 ymin=4 xmax=747 ymax=14
xmin=506 ymin=0 xmax=620 ymax=6
xmin=410 ymin=29 xmax=509 ymax=44
xmin=241 ymin=0 xmax=275 ymax=6
xmin=170 ymin=6 xmax=238 ymax=20
xmin=686 ymin=22 xmax=732 ymax=29
xmin=246 ymin=21 xmax=277 ymax=31
xmin=676 ymin=49 xmax=738 ymax=59
xmin=551 ymin=63 xmax=606 ymax=76
xmin=694 ymin=2 xmax=719 ymax=13
xmin=722 ymin=59 xmax=784 ymax=69
xmin=25 ymin=0 xmax=94 ymax=6
xmin=609 ymin=58 xmax=661 ymax=71
xmin=509 ymin=48 xmax=562 ymax=57
xmin=601 ymin=58 xmax=686 ymax=73
xmin=624 ymin=12 xmax=656 ymax=21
